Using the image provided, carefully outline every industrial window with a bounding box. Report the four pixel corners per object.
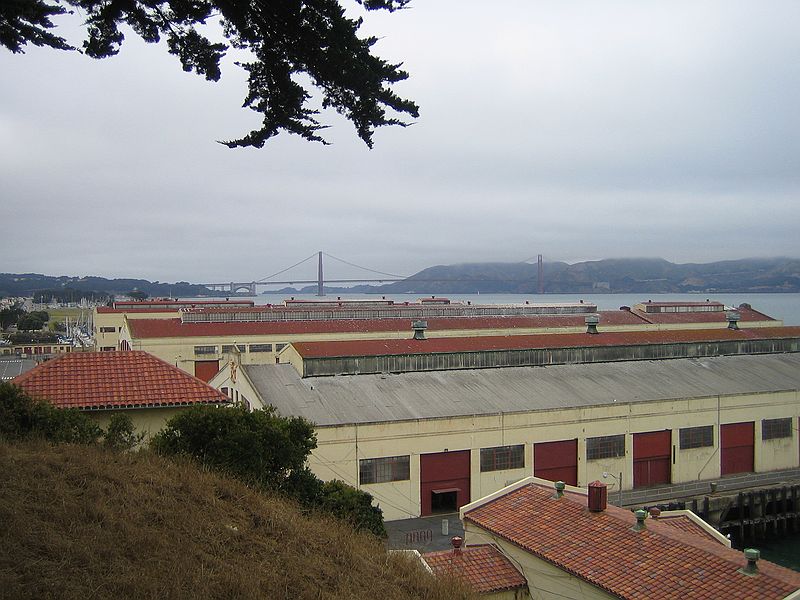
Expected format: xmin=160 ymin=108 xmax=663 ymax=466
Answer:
xmin=480 ymin=445 xmax=525 ymax=472
xmin=359 ymin=455 xmax=410 ymax=484
xmin=100 ymin=346 xmax=115 ymax=352
xmin=680 ymin=426 xmax=714 ymax=450
xmin=249 ymin=344 xmax=273 ymax=353
xmin=275 ymin=343 xmax=287 ymax=351
xmin=586 ymin=435 xmax=625 ymax=460
xmin=99 ymin=326 xmax=116 ymax=333
xmin=763 ymin=418 xmax=792 ymax=441
xmin=221 ymin=344 xmax=246 ymax=353
xmin=194 ymin=345 xmax=217 ymax=355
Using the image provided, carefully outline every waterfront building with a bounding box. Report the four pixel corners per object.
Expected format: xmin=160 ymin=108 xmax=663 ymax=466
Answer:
xmin=211 ymin=325 xmax=800 ymax=521
xmin=117 ymin=299 xmax=777 ymax=381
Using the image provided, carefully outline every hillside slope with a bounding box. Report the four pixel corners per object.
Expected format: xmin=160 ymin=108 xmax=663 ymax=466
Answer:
xmin=0 ymin=442 xmax=472 ymax=600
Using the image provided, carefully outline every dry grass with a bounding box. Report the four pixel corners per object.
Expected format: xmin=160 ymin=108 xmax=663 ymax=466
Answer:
xmin=0 ymin=441 xmax=475 ymax=600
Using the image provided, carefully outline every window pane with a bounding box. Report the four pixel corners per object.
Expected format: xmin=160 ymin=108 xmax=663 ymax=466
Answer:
xmin=359 ymin=455 xmax=410 ymax=484
xmin=480 ymin=445 xmax=524 ymax=472
xmin=763 ymin=418 xmax=792 ymax=440
xmin=679 ymin=426 xmax=714 ymax=449
xmin=586 ymin=435 xmax=625 ymax=460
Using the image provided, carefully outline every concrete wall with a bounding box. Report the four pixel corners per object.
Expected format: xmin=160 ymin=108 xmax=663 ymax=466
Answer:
xmin=87 ymin=406 xmax=197 ymax=440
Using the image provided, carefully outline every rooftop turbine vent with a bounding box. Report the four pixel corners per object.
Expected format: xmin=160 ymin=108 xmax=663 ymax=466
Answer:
xmin=726 ymin=311 xmax=741 ymax=330
xmin=739 ymin=548 xmax=760 ymax=576
xmin=585 ymin=314 xmax=600 ymax=334
xmin=411 ymin=320 xmax=428 ymax=340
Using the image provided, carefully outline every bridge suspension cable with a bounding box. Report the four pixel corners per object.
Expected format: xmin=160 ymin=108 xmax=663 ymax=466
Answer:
xmin=324 ymin=252 xmax=407 ymax=279
xmin=255 ymin=252 xmax=318 ymax=283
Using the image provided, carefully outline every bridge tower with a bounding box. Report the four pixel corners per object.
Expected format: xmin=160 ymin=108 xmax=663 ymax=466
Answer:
xmin=317 ymin=251 xmax=324 ymax=296
xmin=537 ymin=254 xmax=544 ymax=294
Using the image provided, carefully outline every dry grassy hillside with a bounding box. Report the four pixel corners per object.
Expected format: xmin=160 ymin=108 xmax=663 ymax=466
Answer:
xmin=0 ymin=441 xmax=473 ymax=600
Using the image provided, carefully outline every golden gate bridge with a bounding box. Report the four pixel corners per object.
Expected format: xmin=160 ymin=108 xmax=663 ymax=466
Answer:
xmin=200 ymin=251 xmax=545 ymax=296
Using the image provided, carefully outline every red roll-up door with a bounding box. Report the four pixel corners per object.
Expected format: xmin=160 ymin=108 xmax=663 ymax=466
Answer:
xmin=420 ymin=450 xmax=470 ymax=517
xmin=194 ymin=360 xmax=220 ymax=382
xmin=633 ymin=430 xmax=671 ymax=488
xmin=721 ymin=422 xmax=754 ymax=476
xmin=534 ymin=439 xmax=578 ymax=486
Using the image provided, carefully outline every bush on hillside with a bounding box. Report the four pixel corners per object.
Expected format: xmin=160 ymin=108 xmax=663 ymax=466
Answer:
xmin=0 ymin=382 xmax=102 ymax=444
xmin=152 ymin=405 xmax=386 ymax=536
xmin=103 ymin=413 xmax=145 ymax=450
xmin=151 ymin=404 xmax=316 ymax=489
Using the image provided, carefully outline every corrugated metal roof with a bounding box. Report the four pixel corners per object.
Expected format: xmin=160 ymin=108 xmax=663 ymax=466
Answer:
xmin=127 ymin=311 xmax=647 ymax=339
xmin=291 ymin=326 xmax=800 ymax=359
xmin=242 ymin=352 xmax=800 ymax=426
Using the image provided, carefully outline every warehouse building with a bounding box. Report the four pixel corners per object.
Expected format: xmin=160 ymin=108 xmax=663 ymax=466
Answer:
xmin=211 ymin=325 xmax=800 ymax=521
xmin=119 ymin=299 xmax=777 ymax=381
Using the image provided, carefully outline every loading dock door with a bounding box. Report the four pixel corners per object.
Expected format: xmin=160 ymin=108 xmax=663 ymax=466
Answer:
xmin=721 ymin=422 xmax=755 ymax=476
xmin=534 ymin=439 xmax=578 ymax=486
xmin=194 ymin=360 xmax=220 ymax=383
xmin=420 ymin=450 xmax=470 ymax=517
xmin=633 ymin=430 xmax=671 ymax=488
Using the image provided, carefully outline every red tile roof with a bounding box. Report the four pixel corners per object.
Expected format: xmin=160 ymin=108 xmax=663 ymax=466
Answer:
xmin=13 ymin=351 xmax=229 ymax=410
xmin=422 ymin=544 xmax=527 ymax=594
xmin=463 ymin=483 xmax=800 ymax=600
xmin=656 ymin=513 xmax=724 ymax=544
xmin=290 ymin=326 xmax=800 ymax=359
xmin=632 ymin=306 xmax=775 ymax=324
xmin=127 ymin=311 xmax=648 ymax=339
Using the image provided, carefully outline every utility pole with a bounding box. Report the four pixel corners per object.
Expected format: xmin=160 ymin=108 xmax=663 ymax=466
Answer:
xmin=317 ymin=251 xmax=324 ymax=297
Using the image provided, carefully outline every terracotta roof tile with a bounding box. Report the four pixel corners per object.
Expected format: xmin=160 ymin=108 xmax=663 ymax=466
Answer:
xmin=632 ymin=306 xmax=774 ymax=324
xmin=127 ymin=311 xmax=646 ymax=339
xmin=422 ymin=544 xmax=527 ymax=593
xmin=290 ymin=326 xmax=800 ymax=358
xmin=13 ymin=351 xmax=229 ymax=410
xmin=463 ymin=484 xmax=800 ymax=600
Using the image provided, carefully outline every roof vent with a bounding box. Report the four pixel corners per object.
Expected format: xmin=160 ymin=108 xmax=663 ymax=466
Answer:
xmin=587 ymin=481 xmax=607 ymax=512
xmin=554 ymin=480 xmax=565 ymax=499
xmin=738 ymin=548 xmax=760 ymax=576
xmin=412 ymin=320 xmax=428 ymax=340
xmin=631 ymin=509 xmax=647 ymax=532
xmin=585 ymin=314 xmax=600 ymax=334
xmin=726 ymin=311 xmax=741 ymax=330
xmin=451 ymin=536 xmax=463 ymax=555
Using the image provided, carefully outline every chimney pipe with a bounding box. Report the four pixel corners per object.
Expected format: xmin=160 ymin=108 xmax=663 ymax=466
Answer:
xmin=739 ymin=548 xmax=760 ymax=576
xmin=411 ymin=320 xmax=428 ymax=340
xmin=588 ymin=481 xmax=607 ymax=511
xmin=585 ymin=314 xmax=600 ymax=334
xmin=726 ymin=311 xmax=741 ymax=330
xmin=451 ymin=536 xmax=463 ymax=555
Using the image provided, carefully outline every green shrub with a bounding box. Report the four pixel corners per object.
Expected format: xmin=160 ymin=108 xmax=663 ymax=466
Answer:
xmin=151 ymin=405 xmax=317 ymax=489
xmin=0 ymin=382 xmax=102 ymax=444
xmin=318 ymin=480 xmax=386 ymax=537
xmin=103 ymin=413 xmax=145 ymax=450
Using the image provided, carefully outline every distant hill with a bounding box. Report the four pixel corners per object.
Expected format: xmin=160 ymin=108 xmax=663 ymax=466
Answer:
xmin=0 ymin=441 xmax=471 ymax=600
xmin=0 ymin=273 xmax=213 ymax=299
xmin=298 ymin=257 xmax=800 ymax=295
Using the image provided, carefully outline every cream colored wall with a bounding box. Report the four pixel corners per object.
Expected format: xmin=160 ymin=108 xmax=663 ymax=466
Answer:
xmin=87 ymin=406 xmax=194 ymax=439
xmin=209 ymin=363 xmax=268 ymax=411
xmin=464 ymin=522 xmax=614 ymax=600
xmin=305 ymin=390 xmax=800 ymax=522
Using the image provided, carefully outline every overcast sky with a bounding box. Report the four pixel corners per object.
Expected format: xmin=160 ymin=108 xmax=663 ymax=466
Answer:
xmin=2 ymin=1 xmax=799 ymax=284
